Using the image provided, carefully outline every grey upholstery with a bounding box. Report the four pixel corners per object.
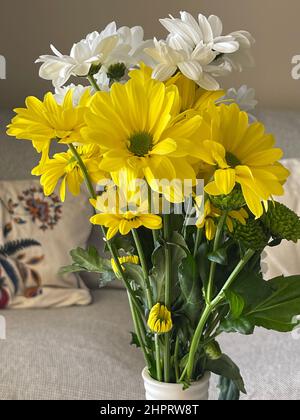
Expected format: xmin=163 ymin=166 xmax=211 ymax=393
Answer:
xmin=1 ymin=108 xmax=300 ymax=400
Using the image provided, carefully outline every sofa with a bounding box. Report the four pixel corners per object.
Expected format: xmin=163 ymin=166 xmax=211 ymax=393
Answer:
xmin=0 ymin=108 xmax=300 ymax=400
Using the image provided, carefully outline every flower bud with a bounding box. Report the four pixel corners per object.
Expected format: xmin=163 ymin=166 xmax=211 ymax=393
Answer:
xmin=209 ymin=186 xmax=246 ymax=211
xmin=147 ymin=303 xmax=173 ymax=334
xmin=262 ymin=201 xmax=300 ymax=243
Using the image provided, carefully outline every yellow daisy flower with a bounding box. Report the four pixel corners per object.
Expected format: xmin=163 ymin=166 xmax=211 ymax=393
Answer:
xmin=37 ymin=145 xmax=104 ymax=202
xmin=81 ymin=74 xmax=202 ymax=196
xmin=147 ymin=303 xmax=173 ymax=334
xmin=196 ymin=200 xmax=249 ymax=240
xmin=111 ymin=255 xmax=139 ymax=277
xmin=7 ymin=89 xmax=92 ymax=168
xmin=90 ymin=196 xmax=162 ymax=240
xmin=195 ymin=103 xmax=290 ymax=218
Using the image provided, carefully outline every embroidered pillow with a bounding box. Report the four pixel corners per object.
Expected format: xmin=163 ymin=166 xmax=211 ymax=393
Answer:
xmin=0 ymin=180 xmax=93 ymax=308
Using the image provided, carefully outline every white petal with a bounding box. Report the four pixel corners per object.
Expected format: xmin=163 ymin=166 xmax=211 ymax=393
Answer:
xmin=192 ymin=43 xmax=216 ymax=65
xmin=152 ymin=63 xmax=177 ymax=81
xmin=180 ymin=11 xmax=203 ymax=44
xmin=168 ymin=34 xmax=193 ymax=53
xmin=101 ymin=21 xmax=117 ymax=37
xmin=50 ymin=44 xmax=63 ymax=57
xmin=198 ymin=14 xmax=213 ymax=44
xmin=230 ymin=31 xmax=255 ymax=49
xmin=159 ymin=18 xmax=196 ymax=49
xmin=208 ymin=15 xmax=223 ymax=37
xmin=196 ymin=73 xmax=220 ymax=91
xmin=93 ymin=35 xmax=119 ymax=59
xmin=213 ymin=38 xmax=240 ymax=53
xmin=178 ymin=60 xmax=203 ymax=81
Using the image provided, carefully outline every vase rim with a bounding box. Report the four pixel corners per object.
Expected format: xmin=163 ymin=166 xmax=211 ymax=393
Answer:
xmin=142 ymin=367 xmax=211 ymax=389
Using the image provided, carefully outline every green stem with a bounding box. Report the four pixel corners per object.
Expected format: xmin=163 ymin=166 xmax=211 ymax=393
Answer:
xmin=185 ymin=248 xmax=255 ymax=381
xmin=128 ymin=292 xmax=151 ymax=369
xmin=132 ymin=229 xmax=153 ymax=309
xmin=152 ymin=229 xmax=160 ymax=247
xmin=68 ymin=144 xmax=144 ymax=318
xmin=163 ymin=214 xmax=172 ymax=383
xmin=69 ymin=144 xmax=96 ymax=199
xmin=206 ymin=212 xmax=228 ymax=303
xmin=155 ymin=335 xmax=162 ymax=381
xmin=87 ymin=74 xmax=101 ymax=92
xmin=193 ymin=228 xmax=203 ymax=258
xmin=174 ymin=335 xmax=180 ymax=383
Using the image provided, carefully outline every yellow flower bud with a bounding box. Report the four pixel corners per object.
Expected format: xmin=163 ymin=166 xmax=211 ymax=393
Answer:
xmin=111 ymin=255 xmax=139 ymax=278
xmin=147 ymin=303 xmax=173 ymax=334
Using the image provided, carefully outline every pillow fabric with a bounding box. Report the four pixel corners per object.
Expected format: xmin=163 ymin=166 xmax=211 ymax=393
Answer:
xmin=0 ymin=180 xmax=93 ymax=308
xmin=264 ymin=159 xmax=300 ymax=279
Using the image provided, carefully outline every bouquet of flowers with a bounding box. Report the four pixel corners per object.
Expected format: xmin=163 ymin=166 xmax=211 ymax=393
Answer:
xmin=7 ymin=11 xmax=300 ymax=400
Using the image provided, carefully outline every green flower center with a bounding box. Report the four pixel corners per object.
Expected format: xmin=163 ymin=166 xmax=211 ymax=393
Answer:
xmin=226 ymin=152 xmax=241 ymax=168
xmin=107 ymin=63 xmax=127 ymax=81
xmin=128 ymin=131 xmax=153 ymax=157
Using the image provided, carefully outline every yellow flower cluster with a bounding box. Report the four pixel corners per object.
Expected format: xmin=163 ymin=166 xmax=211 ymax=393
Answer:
xmin=7 ymin=64 xmax=289 ymax=234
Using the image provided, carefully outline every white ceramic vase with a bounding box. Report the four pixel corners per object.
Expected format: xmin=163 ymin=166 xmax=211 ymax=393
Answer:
xmin=142 ymin=368 xmax=210 ymax=400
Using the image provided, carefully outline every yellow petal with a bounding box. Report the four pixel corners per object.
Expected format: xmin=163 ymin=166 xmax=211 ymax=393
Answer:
xmin=214 ymin=168 xmax=236 ymax=195
xmin=204 ymin=181 xmax=222 ymax=196
xmin=205 ymin=218 xmax=216 ymax=240
xmin=151 ymin=138 xmax=177 ymax=155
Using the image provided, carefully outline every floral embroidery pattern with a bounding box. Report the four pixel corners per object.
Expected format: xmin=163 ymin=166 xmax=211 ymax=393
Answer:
xmin=2 ymin=186 xmax=62 ymax=235
xmin=0 ymin=240 xmax=44 ymax=299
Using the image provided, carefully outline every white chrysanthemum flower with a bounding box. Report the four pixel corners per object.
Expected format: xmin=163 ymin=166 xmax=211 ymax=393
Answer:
xmin=217 ymin=85 xmax=258 ymax=121
xmin=54 ymin=84 xmax=92 ymax=105
xmin=145 ymin=38 xmax=220 ymax=90
xmin=145 ymin=12 xmax=254 ymax=90
xmin=117 ymin=26 xmax=154 ymax=66
xmin=36 ymin=22 xmax=152 ymax=88
xmin=160 ymin=12 xmax=240 ymax=54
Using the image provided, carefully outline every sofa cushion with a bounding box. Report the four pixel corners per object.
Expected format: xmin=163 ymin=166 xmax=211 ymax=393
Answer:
xmin=0 ymin=180 xmax=92 ymax=308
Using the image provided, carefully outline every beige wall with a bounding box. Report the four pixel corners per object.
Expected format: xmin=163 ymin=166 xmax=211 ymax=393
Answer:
xmin=1 ymin=0 xmax=300 ymax=109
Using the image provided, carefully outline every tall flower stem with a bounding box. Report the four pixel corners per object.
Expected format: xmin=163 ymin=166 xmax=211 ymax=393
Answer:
xmin=163 ymin=214 xmax=172 ymax=382
xmin=132 ymin=229 xmax=153 ymax=309
xmin=155 ymin=335 xmax=162 ymax=381
xmin=193 ymin=228 xmax=203 ymax=258
xmin=68 ymin=144 xmax=144 ymax=319
xmin=185 ymin=248 xmax=255 ymax=381
xmin=206 ymin=212 xmax=228 ymax=303
xmin=128 ymin=292 xmax=151 ymax=369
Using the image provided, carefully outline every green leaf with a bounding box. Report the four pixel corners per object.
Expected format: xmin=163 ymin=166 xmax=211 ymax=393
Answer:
xmin=178 ymin=254 xmax=203 ymax=325
xmin=207 ymin=248 xmax=228 ymax=265
xmin=219 ymin=317 xmax=255 ymax=335
xmin=130 ymin=332 xmax=141 ymax=348
xmin=225 ymin=290 xmax=245 ymax=319
xmin=231 ymin=271 xmax=272 ymax=309
xmin=218 ymin=377 xmax=240 ymax=400
xmin=123 ymin=263 xmax=144 ymax=288
xmin=59 ymin=247 xmax=115 ymax=284
xmin=244 ymin=275 xmax=300 ymax=332
xmin=150 ymin=233 xmax=187 ymax=303
xmin=109 ymin=235 xmax=135 ymax=253
xmin=206 ymin=354 xmax=246 ymax=394
xmin=197 ymin=242 xmax=210 ymax=289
